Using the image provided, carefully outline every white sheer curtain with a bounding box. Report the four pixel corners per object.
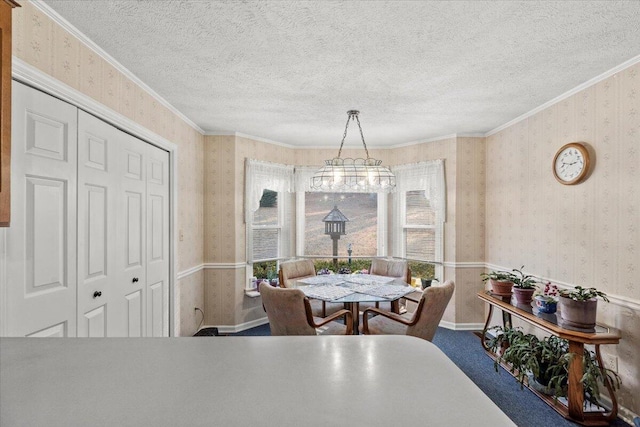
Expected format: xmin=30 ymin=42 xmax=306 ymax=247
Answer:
xmin=391 ymin=159 xmax=446 ymax=257
xmin=244 ymin=159 xmax=294 ymax=223
xmin=392 ymin=159 xmax=446 ymax=221
xmin=294 ymin=166 xmax=317 ymax=193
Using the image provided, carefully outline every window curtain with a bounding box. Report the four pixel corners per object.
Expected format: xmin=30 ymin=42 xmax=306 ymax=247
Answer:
xmin=390 ymin=160 xmax=446 ymax=257
xmin=293 ymin=166 xmax=318 ymax=193
xmin=244 ymin=159 xmax=294 ymax=223
xmin=392 ymin=159 xmax=446 ymax=221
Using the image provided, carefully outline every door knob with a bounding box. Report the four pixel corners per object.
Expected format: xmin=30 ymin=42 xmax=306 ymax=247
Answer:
xmin=132 ymin=277 xmax=139 ymax=283
xmin=93 ymin=291 xmax=102 ymax=298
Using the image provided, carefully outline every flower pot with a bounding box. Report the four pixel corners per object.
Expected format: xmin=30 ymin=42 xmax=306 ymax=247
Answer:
xmin=513 ymin=287 xmax=535 ymax=305
xmin=489 ymin=279 xmax=513 ymax=296
xmin=559 ymin=296 xmax=598 ymax=331
xmin=421 ymin=278 xmax=433 ymax=289
xmin=534 ymin=296 xmax=558 ymax=314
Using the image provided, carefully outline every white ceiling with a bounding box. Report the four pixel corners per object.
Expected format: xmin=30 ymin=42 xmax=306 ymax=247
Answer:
xmin=42 ymin=0 xmax=640 ymax=148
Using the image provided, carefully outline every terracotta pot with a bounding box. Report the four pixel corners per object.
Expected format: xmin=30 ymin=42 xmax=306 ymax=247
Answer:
xmin=559 ymin=296 xmax=597 ymax=330
xmin=513 ymin=287 xmax=535 ymax=305
xmin=489 ymin=279 xmax=513 ymax=295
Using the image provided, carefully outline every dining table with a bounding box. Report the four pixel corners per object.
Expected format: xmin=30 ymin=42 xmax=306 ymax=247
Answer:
xmin=292 ymin=274 xmax=418 ymax=334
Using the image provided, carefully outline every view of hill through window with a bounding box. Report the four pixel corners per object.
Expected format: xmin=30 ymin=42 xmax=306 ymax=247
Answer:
xmin=305 ymin=193 xmax=377 ymax=257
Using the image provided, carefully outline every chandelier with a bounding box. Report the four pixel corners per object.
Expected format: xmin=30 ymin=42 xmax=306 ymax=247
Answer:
xmin=310 ymin=110 xmax=396 ymax=193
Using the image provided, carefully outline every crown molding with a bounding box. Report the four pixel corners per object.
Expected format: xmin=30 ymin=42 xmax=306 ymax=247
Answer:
xmin=13 ymin=57 xmax=177 ymax=153
xmin=31 ymin=0 xmax=205 ymax=135
xmin=486 ymin=53 xmax=640 ymax=137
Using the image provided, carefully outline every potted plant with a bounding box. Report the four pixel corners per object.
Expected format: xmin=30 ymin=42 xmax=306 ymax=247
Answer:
xmin=511 ymin=265 xmax=538 ymax=306
xmin=534 ymin=282 xmax=559 ymax=314
xmin=420 ymin=277 xmax=439 ymax=289
xmin=487 ymin=326 xmax=620 ymax=405
xmin=481 ymin=270 xmax=516 ymax=296
xmin=558 ymin=286 xmax=609 ymax=331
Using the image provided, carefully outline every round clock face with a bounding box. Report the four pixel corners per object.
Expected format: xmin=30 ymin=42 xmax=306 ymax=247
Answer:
xmin=553 ymin=143 xmax=590 ymax=185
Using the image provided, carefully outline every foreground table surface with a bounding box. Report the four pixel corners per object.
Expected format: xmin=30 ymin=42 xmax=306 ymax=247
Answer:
xmin=1 ymin=335 xmax=515 ymax=427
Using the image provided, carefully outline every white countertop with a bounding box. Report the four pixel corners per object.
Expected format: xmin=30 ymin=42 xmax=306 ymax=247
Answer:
xmin=0 ymin=335 xmax=515 ymax=426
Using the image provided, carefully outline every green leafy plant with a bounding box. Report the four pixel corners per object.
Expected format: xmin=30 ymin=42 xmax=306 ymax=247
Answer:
xmin=480 ymin=270 xmax=516 ymax=283
xmin=559 ymin=286 xmax=609 ymax=302
xmin=511 ymin=265 xmax=538 ymax=289
xmin=486 ymin=326 xmax=620 ymax=406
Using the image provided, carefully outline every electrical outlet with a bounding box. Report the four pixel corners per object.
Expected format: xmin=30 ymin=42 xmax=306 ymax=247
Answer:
xmin=602 ymin=354 xmax=618 ymax=373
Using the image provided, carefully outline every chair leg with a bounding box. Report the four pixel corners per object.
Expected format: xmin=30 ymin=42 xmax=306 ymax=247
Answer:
xmin=391 ymin=300 xmax=400 ymax=314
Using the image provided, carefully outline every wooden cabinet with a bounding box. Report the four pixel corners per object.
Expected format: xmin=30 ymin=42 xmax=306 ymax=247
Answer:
xmin=0 ymin=0 xmax=20 ymax=226
xmin=478 ymin=291 xmax=620 ymax=426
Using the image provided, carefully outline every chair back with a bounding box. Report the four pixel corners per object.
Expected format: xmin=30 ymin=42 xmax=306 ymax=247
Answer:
xmin=370 ymin=258 xmax=411 ymax=284
xmin=279 ymin=259 xmax=316 ymax=288
xmin=260 ymin=283 xmax=317 ymax=335
xmin=407 ymin=281 xmax=455 ymax=341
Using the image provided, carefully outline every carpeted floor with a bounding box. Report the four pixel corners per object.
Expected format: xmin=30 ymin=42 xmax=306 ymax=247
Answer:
xmin=219 ymin=323 xmax=631 ymax=427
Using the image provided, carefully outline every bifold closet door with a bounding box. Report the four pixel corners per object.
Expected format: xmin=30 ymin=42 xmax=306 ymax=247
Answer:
xmin=7 ymin=81 xmax=78 ymax=337
xmin=77 ymin=110 xmax=147 ymax=337
xmin=78 ymin=111 xmax=169 ymax=337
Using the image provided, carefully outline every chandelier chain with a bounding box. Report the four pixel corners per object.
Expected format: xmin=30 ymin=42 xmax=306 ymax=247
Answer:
xmin=354 ymin=114 xmax=370 ymax=160
xmin=336 ymin=113 xmax=352 ymax=159
xmin=336 ymin=110 xmax=370 ymax=160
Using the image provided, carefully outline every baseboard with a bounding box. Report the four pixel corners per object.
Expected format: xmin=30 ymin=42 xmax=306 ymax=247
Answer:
xmin=207 ymin=317 xmax=270 ymax=334
xmin=439 ymin=321 xmax=484 ymax=331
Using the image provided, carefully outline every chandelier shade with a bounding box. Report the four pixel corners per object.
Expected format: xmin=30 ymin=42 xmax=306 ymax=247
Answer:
xmin=310 ymin=110 xmax=396 ymax=193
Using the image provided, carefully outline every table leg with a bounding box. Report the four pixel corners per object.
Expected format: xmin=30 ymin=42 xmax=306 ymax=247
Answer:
xmin=345 ymin=302 xmax=359 ymax=335
xmin=568 ymin=340 xmax=585 ymax=422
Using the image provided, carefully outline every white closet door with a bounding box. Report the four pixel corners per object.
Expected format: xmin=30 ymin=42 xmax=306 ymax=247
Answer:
xmin=145 ymin=144 xmax=169 ymax=337
xmin=115 ymin=133 xmax=149 ymax=337
xmin=77 ymin=111 xmax=120 ymax=337
xmin=7 ymin=82 xmax=78 ymax=337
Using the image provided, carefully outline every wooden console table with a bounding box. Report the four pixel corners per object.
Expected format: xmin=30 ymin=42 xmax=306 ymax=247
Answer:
xmin=477 ymin=291 xmax=621 ymax=426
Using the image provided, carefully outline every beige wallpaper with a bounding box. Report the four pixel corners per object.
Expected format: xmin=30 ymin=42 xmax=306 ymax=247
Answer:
xmin=485 ymin=62 xmax=640 ymax=416
xmin=14 ymin=2 xmax=639 ymax=415
xmin=13 ymin=2 xmax=205 ymax=337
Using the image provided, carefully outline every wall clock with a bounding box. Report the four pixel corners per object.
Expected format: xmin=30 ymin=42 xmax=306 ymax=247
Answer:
xmin=552 ymin=142 xmax=591 ymax=185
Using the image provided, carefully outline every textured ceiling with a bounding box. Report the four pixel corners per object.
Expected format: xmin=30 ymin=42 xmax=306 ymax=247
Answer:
xmin=42 ymin=0 xmax=640 ymax=147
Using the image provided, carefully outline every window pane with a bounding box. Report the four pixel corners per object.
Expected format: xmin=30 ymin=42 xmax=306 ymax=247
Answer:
xmin=253 ymin=190 xmax=278 ymax=226
xmin=406 ymin=228 xmax=435 ymax=260
xmin=305 ymin=193 xmax=377 ymax=256
xmin=253 ymin=228 xmax=279 ymax=260
xmin=406 ymin=190 xmax=435 ymax=225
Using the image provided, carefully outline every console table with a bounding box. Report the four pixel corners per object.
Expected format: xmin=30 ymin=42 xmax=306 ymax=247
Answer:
xmin=477 ymin=291 xmax=620 ymax=426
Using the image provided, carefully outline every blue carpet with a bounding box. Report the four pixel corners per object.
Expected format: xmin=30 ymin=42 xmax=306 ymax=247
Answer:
xmin=224 ymin=324 xmax=631 ymax=427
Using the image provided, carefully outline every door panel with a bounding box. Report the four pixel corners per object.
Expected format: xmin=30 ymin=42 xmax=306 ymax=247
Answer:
xmin=7 ymin=82 xmax=77 ymax=337
xmin=146 ymin=145 xmax=169 ymax=337
xmin=26 ymin=322 xmax=67 ymax=337
xmin=83 ymin=305 xmax=106 ymax=337
xmin=117 ymin=134 xmax=147 ymax=336
xmin=77 ymin=111 xmax=118 ymax=337
xmin=125 ymin=290 xmax=143 ymax=337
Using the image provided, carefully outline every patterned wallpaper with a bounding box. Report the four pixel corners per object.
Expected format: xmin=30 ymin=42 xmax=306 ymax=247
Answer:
xmin=13 ymin=2 xmax=205 ymax=336
xmin=485 ymin=62 xmax=640 ymax=416
xmin=13 ymin=4 xmax=640 ymax=414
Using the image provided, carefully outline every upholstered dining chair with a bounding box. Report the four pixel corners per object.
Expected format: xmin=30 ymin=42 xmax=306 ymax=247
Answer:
xmin=360 ymin=281 xmax=455 ymax=341
xmin=278 ymin=259 xmax=342 ymax=317
xmin=366 ymin=258 xmax=412 ymax=313
xmin=260 ymin=283 xmax=353 ymax=335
